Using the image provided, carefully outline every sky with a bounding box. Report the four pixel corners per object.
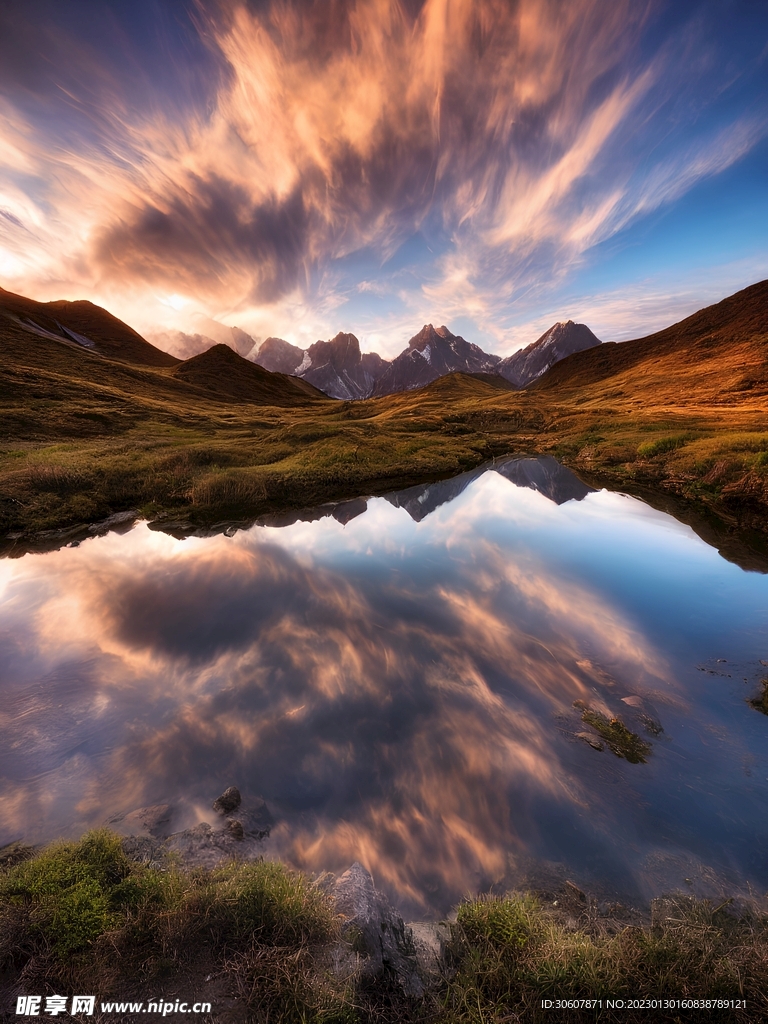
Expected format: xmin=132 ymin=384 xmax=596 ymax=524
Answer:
xmin=0 ymin=0 xmax=767 ymax=358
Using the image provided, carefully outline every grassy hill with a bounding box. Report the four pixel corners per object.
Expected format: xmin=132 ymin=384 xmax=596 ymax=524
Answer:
xmin=1 ymin=281 xmax=767 ymax=569
xmin=0 ymin=285 xmax=180 ymax=367
xmin=170 ymin=343 xmax=325 ymax=405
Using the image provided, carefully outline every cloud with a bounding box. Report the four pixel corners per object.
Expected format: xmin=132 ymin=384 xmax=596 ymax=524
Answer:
xmin=0 ymin=0 xmax=765 ymax=348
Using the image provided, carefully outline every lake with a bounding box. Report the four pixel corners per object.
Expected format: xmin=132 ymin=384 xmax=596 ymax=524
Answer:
xmin=2 ymin=456 xmax=767 ymax=917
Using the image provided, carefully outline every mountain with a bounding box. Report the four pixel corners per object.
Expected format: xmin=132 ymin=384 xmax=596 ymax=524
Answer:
xmin=301 ymin=333 xmax=388 ymax=399
xmin=255 ymin=332 xmax=388 ymax=399
xmin=496 ymin=321 xmax=601 ymax=387
xmin=256 ymin=337 xmax=305 ymax=375
xmin=0 ymin=286 xmax=327 ymax=422
xmin=532 ymin=279 xmax=768 ymax=404
xmin=248 ymin=321 xmax=601 ymax=399
xmin=254 ymin=324 xmax=506 ymax=400
xmin=0 ymin=286 xmax=179 ymax=368
xmin=148 ymin=325 xmax=258 ymax=361
xmin=170 ymin=344 xmax=327 ymax=406
xmin=370 ymin=324 xmax=500 ymax=396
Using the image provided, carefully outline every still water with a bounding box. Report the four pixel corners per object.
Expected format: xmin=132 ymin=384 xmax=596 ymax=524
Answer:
xmin=1 ymin=458 xmax=768 ymax=916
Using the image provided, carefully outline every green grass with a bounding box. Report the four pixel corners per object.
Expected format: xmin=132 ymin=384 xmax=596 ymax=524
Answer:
xmin=573 ymin=703 xmax=652 ymax=763
xmin=0 ymin=831 xmax=348 ymax=1022
xmin=637 ymin=435 xmax=693 ymax=458
xmin=439 ymin=893 xmax=768 ymax=1023
xmin=3 ymin=835 xmax=768 ymax=1021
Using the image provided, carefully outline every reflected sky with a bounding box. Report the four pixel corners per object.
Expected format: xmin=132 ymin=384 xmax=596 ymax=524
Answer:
xmin=2 ymin=462 xmax=768 ymax=915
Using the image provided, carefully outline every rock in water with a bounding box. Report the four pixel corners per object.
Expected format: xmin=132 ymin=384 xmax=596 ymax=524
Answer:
xmin=213 ymin=785 xmax=241 ymax=814
xmin=333 ymin=862 xmax=424 ymax=997
xmin=226 ymin=819 xmax=245 ymax=841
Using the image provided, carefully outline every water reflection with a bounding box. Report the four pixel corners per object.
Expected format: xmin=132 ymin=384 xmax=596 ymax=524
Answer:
xmin=384 ymin=454 xmax=595 ymax=521
xmin=1 ymin=458 xmax=768 ymax=916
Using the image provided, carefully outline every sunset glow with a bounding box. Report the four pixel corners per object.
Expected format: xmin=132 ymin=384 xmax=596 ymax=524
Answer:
xmin=0 ymin=0 xmax=766 ymax=353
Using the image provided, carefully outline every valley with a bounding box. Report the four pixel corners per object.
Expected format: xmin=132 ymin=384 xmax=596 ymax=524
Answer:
xmin=1 ymin=280 xmax=767 ymax=569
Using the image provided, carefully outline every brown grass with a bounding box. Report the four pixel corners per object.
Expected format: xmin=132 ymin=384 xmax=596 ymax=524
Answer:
xmin=437 ymin=892 xmax=768 ymax=1023
xmin=2 ymin=280 xmax=768 ymax=570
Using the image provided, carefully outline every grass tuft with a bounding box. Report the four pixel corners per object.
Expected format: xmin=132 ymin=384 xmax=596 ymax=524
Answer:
xmin=440 ymin=893 xmax=768 ymax=1022
xmin=574 ymin=703 xmax=651 ymax=763
xmin=637 ymin=435 xmax=692 ymax=458
xmin=0 ymin=832 xmax=348 ymax=1020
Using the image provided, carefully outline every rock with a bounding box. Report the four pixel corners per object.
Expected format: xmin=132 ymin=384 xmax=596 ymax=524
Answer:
xmin=564 ymin=880 xmax=587 ymax=904
xmin=213 ymin=786 xmax=242 ymax=815
xmin=165 ymin=822 xmax=240 ymax=870
xmin=226 ymin=819 xmax=244 ymax=841
xmin=333 ymin=862 xmax=424 ymax=998
xmin=236 ymin=798 xmax=273 ymax=839
xmin=108 ymin=803 xmax=175 ymax=838
xmin=114 ymin=789 xmax=274 ymax=872
xmin=408 ymin=921 xmax=452 ymax=978
xmin=120 ymin=817 xmax=269 ymax=871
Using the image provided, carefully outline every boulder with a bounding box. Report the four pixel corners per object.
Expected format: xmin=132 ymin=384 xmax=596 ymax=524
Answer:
xmin=213 ymin=786 xmax=242 ymax=814
xmin=333 ymin=862 xmax=424 ymax=997
xmin=236 ymin=797 xmax=273 ymax=839
xmin=226 ymin=819 xmax=245 ymax=841
xmin=408 ymin=920 xmax=452 ymax=978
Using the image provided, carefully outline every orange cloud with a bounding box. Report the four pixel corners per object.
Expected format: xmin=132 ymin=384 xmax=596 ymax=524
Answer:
xmin=3 ymin=0 xmax=761 ymax=345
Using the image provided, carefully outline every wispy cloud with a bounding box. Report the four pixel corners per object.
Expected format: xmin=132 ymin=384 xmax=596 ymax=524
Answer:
xmin=0 ymin=0 xmax=765 ymax=348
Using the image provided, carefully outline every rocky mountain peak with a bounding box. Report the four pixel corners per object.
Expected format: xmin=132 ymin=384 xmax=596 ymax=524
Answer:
xmin=409 ymin=324 xmax=455 ymax=350
xmin=371 ymin=324 xmax=499 ymax=396
xmin=255 ymin=336 xmax=304 ymax=375
xmin=496 ymin=320 xmax=601 ymax=387
xmin=308 ymin=332 xmax=362 ymax=370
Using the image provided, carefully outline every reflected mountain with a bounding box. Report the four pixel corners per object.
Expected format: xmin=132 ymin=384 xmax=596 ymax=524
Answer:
xmin=385 ymin=455 xmax=595 ymax=522
xmin=158 ymin=456 xmax=594 ymax=537
xmin=3 ymin=453 xmax=767 ymax=575
xmin=2 ymin=456 xmax=590 ymax=556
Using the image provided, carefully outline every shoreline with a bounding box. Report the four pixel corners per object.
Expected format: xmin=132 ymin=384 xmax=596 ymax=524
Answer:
xmin=3 ymin=451 xmax=768 ymax=574
xmin=2 ymin=822 xmax=766 ymax=1023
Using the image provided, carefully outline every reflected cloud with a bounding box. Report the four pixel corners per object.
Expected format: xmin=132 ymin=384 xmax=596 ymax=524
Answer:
xmin=1 ymin=472 xmax=768 ymax=912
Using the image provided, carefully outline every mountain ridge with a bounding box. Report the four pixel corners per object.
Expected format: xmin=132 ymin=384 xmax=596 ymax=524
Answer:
xmin=2 ymin=278 xmax=768 ymax=570
xmin=0 ymin=286 xmax=179 ymax=368
xmin=251 ymin=319 xmax=601 ymax=399
xmin=370 ymin=324 xmax=501 ymax=396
